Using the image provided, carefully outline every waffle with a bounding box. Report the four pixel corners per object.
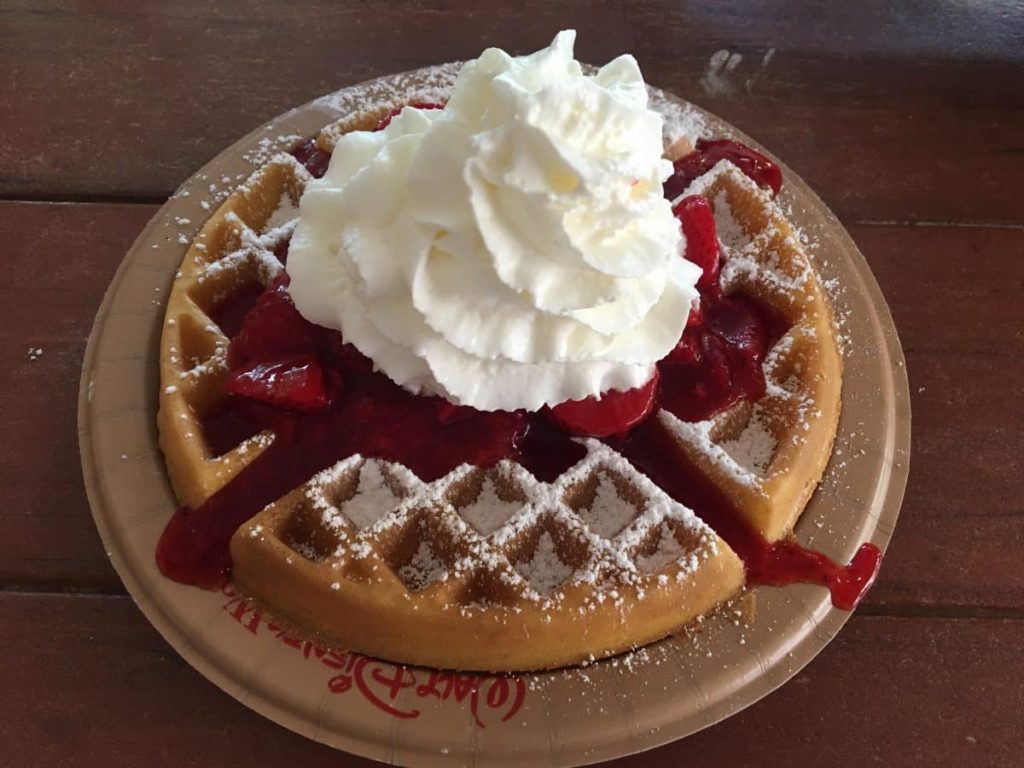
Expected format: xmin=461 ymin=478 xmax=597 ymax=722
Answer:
xmin=158 ymin=154 xmax=308 ymax=510
xmin=158 ymin=101 xmax=840 ymax=671
xmin=661 ymin=158 xmax=843 ymax=541
xmin=232 ymin=445 xmax=741 ymax=670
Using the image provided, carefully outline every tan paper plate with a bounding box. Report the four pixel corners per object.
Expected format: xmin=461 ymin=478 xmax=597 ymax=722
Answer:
xmin=78 ymin=66 xmax=910 ymax=767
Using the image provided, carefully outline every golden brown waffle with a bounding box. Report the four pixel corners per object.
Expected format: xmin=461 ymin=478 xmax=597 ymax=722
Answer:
xmin=661 ymin=161 xmax=842 ymax=541
xmin=158 ymin=154 xmax=308 ymax=510
xmin=158 ymin=100 xmax=840 ymax=671
xmin=232 ymin=444 xmax=742 ymax=670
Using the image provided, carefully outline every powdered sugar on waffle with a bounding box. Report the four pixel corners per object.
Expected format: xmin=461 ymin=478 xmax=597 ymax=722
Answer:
xmin=636 ymin=524 xmax=687 ymax=573
xmin=578 ymin=475 xmax=635 ymax=539
xmin=459 ymin=476 xmax=521 ymax=536
xmin=264 ymin=195 xmax=299 ymax=231
xmin=175 ymin=340 xmax=228 ymax=382
xmin=242 ymin=133 xmax=303 ymax=167
xmin=313 ymin=63 xmax=462 ymax=144
xmin=337 ymin=461 xmax=402 ymax=529
xmin=304 ymin=456 xmax=419 ymax=534
xmin=710 ymin=188 xmax=752 ymax=251
xmin=187 ymin=155 xmax=311 ymax=328
xmin=646 ymin=86 xmax=707 ymax=147
xmin=718 ymin=406 xmax=778 ymax=474
xmin=288 ymin=441 xmax=720 ymax=609
xmin=514 ymin=533 xmax=576 ymax=596
xmin=687 ymin=161 xmax=813 ymax=297
xmin=399 ymin=541 xmax=448 ymax=591
xmin=655 ymin=161 xmax=837 ymax=490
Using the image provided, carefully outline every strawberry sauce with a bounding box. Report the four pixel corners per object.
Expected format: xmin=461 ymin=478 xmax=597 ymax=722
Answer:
xmin=157 ymin=133 xmax=881 ymax=611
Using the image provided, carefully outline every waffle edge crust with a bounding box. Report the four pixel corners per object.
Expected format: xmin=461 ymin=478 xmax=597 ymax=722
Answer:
xmin=158 ymin=99 xmax=841 ymax=672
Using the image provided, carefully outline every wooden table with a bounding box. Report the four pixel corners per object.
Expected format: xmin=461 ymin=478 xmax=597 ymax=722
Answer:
xmin=2 ymin=2 xmax=1022 ymax=765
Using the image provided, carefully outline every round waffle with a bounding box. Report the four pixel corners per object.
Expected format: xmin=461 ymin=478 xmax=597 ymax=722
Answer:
xmin=157 ymin=96 xmax=840 ymax=671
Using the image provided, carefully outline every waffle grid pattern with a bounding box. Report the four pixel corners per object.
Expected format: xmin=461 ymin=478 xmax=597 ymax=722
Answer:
xmin=258 ymin=441 xmax=720 ymax=614
xmin=661 ymin=162 xmax=842 ymax=540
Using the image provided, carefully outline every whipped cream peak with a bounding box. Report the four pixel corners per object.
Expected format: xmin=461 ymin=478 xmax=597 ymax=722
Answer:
xmin=288 ymin=30 xmax=700 ymax=411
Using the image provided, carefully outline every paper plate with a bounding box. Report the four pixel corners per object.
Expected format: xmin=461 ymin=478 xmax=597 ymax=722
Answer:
xmin=78 ymin=65 xmax=910 ymax=767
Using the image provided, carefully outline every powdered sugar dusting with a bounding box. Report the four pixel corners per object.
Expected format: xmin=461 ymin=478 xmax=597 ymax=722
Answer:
xmin=264 ymin=441 xmax=722 ymax=609
xmin=399 ymin=540 xmax=446 ymax=591
xmin=578 ymin=475 xmax=635 ymax=539
xmin=657 ymin=160 xmax=837 ymax=498
xmin=688 ymin=162 xmax=813 ymax=296
xmin=314 ymin=63 xmax=462 ymax=146
xmin=265 ymin=195 xmax=299 ymax=231
xmin=711 ymin=188 xmax=752 ymax=251
xmin=309 ymin=62 xmax=705 ymax=154
xmin=193 ymin=155 xmax=311 ymax=293
xmin=341 ymin=461 xmax=403 ymax=529
xmin=242 ymin=134 xmax=303 ymax=167
xmin=459 ymin=476 xmax=520 ymax=536
xmin=514 ymin=532 xmax=574 ymax=596
xmin=660 ymin=410 xmax=770 ymax=491
xmin=636 ymin=524 xmax=686 ymax=573
xmin=720 ymin=407 xmax=778 ymax=473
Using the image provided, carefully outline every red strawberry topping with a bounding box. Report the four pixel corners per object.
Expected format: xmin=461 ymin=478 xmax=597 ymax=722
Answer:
xmin=674 ymin=195 xmax=721 ymax=290
xmin=228 ymin=276 xmax=320 ymax=368
xmin=291 ymin=138 xmax=332 ymax=179
xmin=664 ymin=138 xmax=782 ymax=201
xmin=547 ymin=370 xmax=660 ymax=438
xmin=226 ymin=356 xmax=332 ymax=411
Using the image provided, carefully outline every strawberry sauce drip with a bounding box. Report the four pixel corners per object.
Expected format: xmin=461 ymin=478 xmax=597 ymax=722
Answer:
xmin=157 ymin=133 xmax=881 ymax=611
xmin=610 ymin=421 xmax=881 ymax=611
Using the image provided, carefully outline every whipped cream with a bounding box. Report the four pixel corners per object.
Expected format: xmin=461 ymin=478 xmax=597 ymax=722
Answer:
xmin=288 ymin=30 xmax=700 ymax=411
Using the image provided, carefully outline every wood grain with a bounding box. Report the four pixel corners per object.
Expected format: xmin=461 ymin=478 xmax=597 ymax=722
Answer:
xmin=2 ymin=592 xmax=1020 ymax=766
xmin=1 ymin=1 xmax=1022 ymax=223
xmin=857 ymin=225 xmax=1024 ymax=612
xmin=0 ymin=201 xmax=154 ymax=591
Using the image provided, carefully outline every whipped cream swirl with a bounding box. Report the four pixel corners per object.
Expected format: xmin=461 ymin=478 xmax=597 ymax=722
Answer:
xmin=288 ymin=30 xmax=700 ymax=411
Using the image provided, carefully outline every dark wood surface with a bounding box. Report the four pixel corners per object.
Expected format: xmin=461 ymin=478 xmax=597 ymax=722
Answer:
xmin=1 ymin=2 xmax=1022 ymax=765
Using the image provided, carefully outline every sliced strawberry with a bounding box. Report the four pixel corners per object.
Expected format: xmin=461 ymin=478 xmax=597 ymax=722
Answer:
xmin=664 ymin=138 xmax=782 ymax=200
xmin=226 ymin=356 xmax=333 ymax=411
xmin=547 ymin=371 xmax=660 ymax=438
xmin=674 ymin=195 xmax=720 ymax=290
xmin=375 ymin=101 xmax=446 ymax=131
xmin=228 ymin=279 xmax=321 ymax=367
